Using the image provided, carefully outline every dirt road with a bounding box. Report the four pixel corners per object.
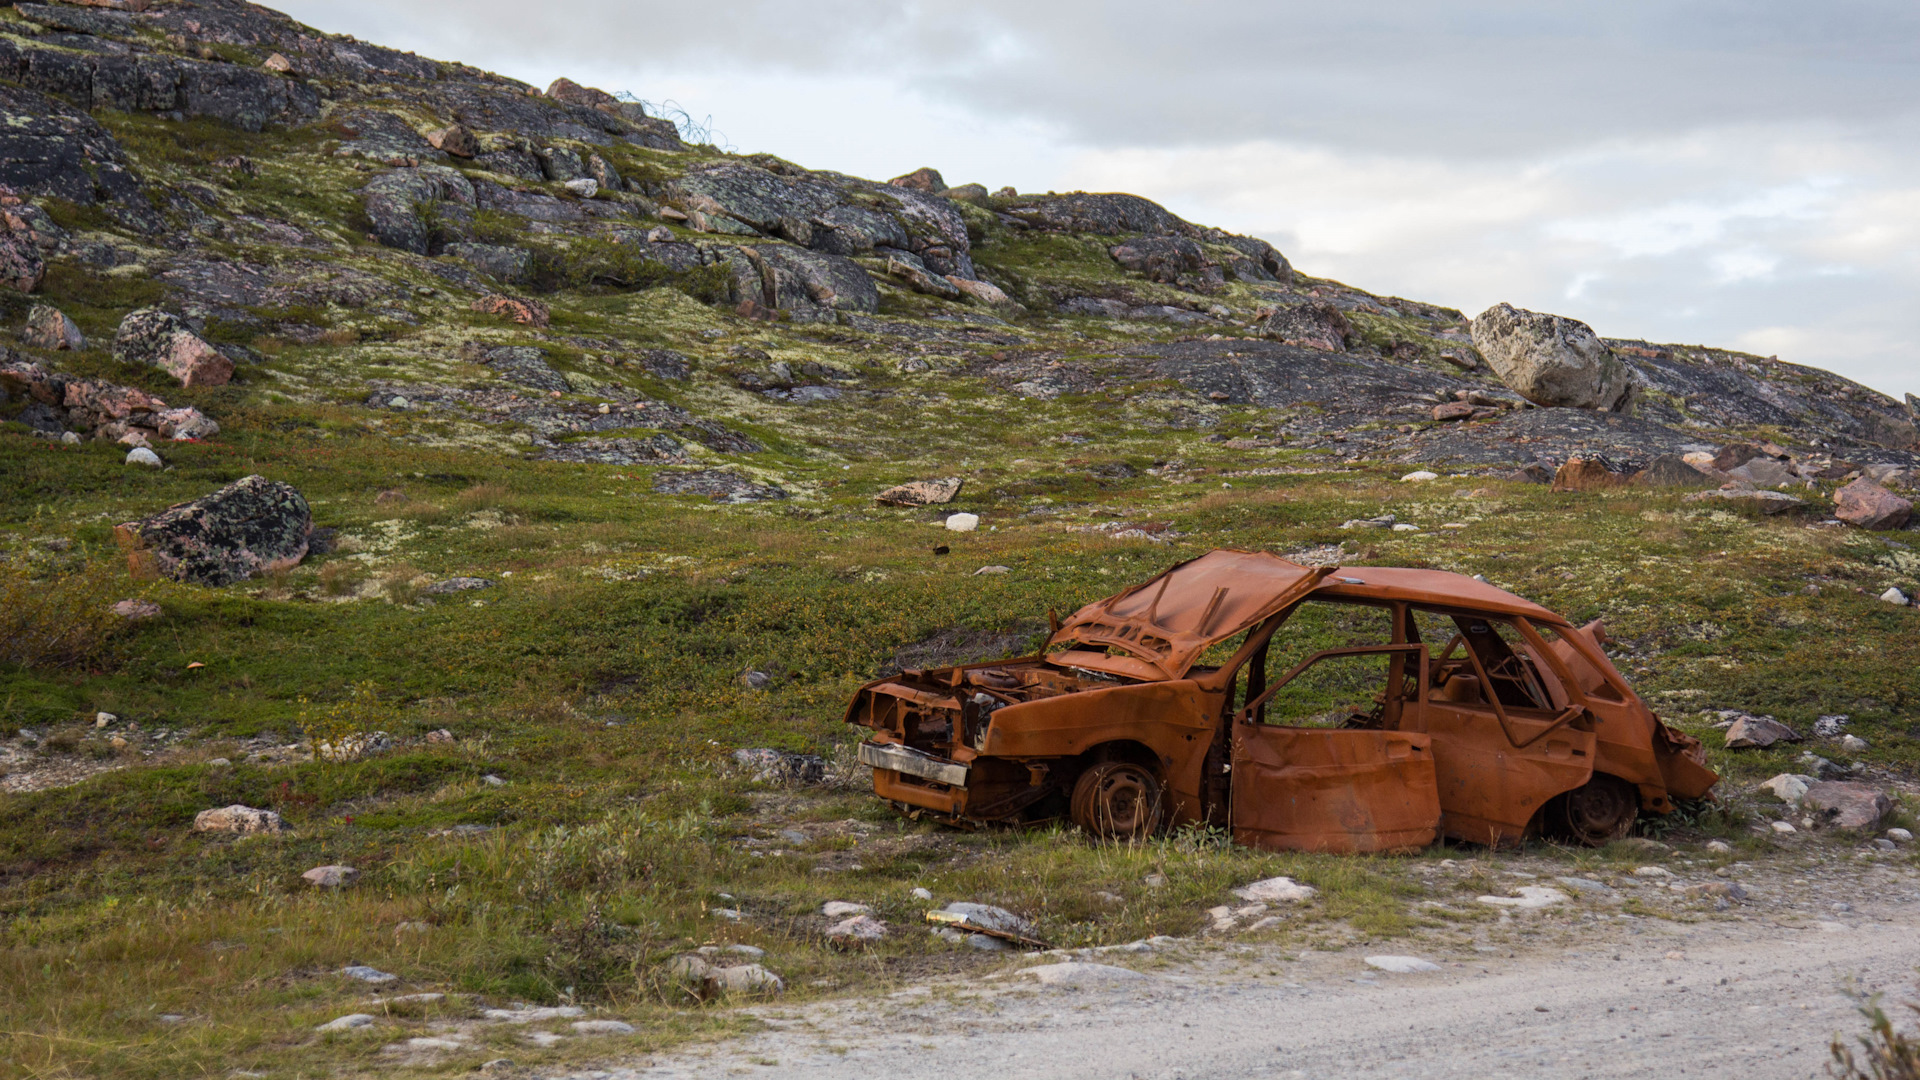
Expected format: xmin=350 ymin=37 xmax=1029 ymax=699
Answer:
xmin=590 ymin=897 xmax=1920 ymax=1080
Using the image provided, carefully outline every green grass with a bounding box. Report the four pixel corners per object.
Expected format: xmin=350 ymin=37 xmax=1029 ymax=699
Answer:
xmin=3 ymin=94 xmax=1917 ymax=1077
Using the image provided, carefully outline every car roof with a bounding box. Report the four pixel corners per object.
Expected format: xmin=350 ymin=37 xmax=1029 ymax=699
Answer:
xmin=1050 ymin=549 xmax=1570 ymax=681
xmin=1315 ymin=565 xmax=1568 ymax=624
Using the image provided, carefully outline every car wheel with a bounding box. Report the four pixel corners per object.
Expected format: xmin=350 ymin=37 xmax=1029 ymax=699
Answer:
xmin=1552 ymin=773 xmax=1638 ymax=847
xmin=1070 ymin=761 xmax=1166 ymax=839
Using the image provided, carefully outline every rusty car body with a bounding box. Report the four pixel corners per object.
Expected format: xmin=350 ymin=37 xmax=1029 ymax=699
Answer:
xmin=845 ymin=549 xmax=1718 ymax=852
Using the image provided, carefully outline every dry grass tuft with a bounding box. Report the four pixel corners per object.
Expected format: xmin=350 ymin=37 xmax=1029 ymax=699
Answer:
xmin=0 ymin=560 xmax=128 ymax=670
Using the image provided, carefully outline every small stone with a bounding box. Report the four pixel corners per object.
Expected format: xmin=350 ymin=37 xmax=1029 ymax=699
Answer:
xmin=339 ymin=965 xmax=397 ymax=984
xmin=1880 ymin=587 xmax=1910 ymax=607
xmin=1874 ymin=839 xmax=1898 ymax=851
xmin=262 ymin=52 xmax=292 ymax=73
xmin=1814 ymin=715 xmax=1851 ymax=737
xmin=974 ymin=565 xmax=1011 ymax=575
xmin=706 ymin=964 xmax=785 ymax=994
xmin=1889 ymin=828 xmax=1913 ymax=843
xmin=570 ymin=1020 xmax=635 ymax=1035
xmin=1724 ymin=716 xmax=1801 ymax=749
xmin=206 ymin=757 xmax=230 ymax=767
xmin=1365 ymin=955 xmax=1441 ymax=973
xmin=911 ymin=887 xmax=933 ymax=900
xmin=317 ymin=1013 xmax=375 ymax=1032
xmin=965 ymin=933 xmax=1010 ymax=952
xmin=1840 ymin=734 xmax=1870 ymax=752
xmin=1553 ymin=457 xmax=1632 ymax=492
xmin=1401 ymin=470 xmax=1439 ymax=482
xmin=1431 ymin=401 xmax=1476 ymax=422
xmin=480 ymin=1061 xmax=515 ymax=1074
xmin=1391 ymin=523 xmax=1420 ymax=532
xmin=126 ymin=447 xmax=162 ymax=467
xmin=1231 ymin=876 xmax=1317 ymax=903
xmin=1631 ymin=865 xmax=1672 ymax=877
xmin=1757 ymin=773 xmax=1813 ymax=805
xmin=1771 ymin=820 xmax=1797 ymax=834
xmin=470 ymin=294 xmax=551 ymax=328
xmin=483 ymin=774 xmax=506 ymax=787
xmin=564 ymin=178 xmax=599 ymax=198
xmin=821 ymin=901 xmax=871 ymax=917
xmin=826 ymin=914 xmax=887 ymax=945
xmin=945 ymin=512 xmax=980 ymax=532
xmin=1144 ymin=873 xmax=1168 ymax=888
xmin=193 ymin=805 xmax=286 ymax=835
xmin=876 ymin=478 xmax=964 ymax=506
xmin=1020 ymin=962 xmax=1152 ymax=986
xmin=1476 ymin=886 xmax=1569 ymax=909
xmin=95 ymin=712 xmax=115 ymax=728
xmin=111 ymin=599 xmax=163 ymax=620
xmin=424 ymin=124 xmax=478 ymax=158
xmin=302 ymin=864 xmax=359 ymax=888
xmin=481 ymin=1005 xmax=584 ymax=1023
xmin=1705 ymin=839 xmax=1733 ymax=854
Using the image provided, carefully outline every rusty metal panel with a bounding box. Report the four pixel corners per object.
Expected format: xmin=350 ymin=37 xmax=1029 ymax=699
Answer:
xmin=1231 ymin=727 xmax=1440 ymax=853
xmin=1052 ymin=550 xmax=1332 ymax=680
xmin=1415 ymin=704 xmax=1597 ymax=846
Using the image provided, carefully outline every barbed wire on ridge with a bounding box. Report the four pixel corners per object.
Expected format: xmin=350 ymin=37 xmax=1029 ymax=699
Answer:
xmin=614 ymin=91 xmax=736 ymax=153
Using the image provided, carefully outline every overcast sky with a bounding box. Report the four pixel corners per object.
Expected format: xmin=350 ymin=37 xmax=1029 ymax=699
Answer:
xmin=282 ymin=0 xmax=1920 ymax=400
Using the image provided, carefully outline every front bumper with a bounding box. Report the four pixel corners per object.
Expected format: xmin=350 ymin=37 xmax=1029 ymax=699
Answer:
xmin=857 ymin=741 xmax=969 ymax=787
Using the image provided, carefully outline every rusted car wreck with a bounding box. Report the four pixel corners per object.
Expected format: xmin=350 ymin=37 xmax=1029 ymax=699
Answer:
xmin=846 ymin=550 xmax=1717 ymax=852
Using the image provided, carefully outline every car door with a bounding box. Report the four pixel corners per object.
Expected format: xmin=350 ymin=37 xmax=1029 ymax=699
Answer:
xmin=1406 ymin=610 xmax=1596 ymax=847
xmin=1229 ymin=643 xmax=1440 ymax=854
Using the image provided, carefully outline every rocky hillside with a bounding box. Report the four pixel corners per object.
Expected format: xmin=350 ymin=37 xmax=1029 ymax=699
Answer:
xmin=0 ymin=0 xmax=1916 ymax=491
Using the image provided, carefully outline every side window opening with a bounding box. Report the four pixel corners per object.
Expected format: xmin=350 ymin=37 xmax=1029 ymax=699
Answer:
xmin=1254 ymin=650 xmax=1408 ymax=729
xmin=1413 ymin=608 xmax=1557 ymax=712
xmin=1535 ymin=623 xmax=1626 ymax=704
xmin=1231 ymin=601 xmax=1412 ymax=727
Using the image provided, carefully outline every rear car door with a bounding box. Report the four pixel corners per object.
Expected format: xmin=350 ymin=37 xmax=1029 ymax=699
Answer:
xmin=1408 ymin=610 xmax=1596 ymax=846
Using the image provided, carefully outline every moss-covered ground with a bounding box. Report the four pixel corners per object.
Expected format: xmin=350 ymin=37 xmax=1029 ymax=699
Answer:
xmin=0 ymin=99 xmax=1916 ymax=1079
xmin=4 ymin=402 xmax=1918 ymax=1076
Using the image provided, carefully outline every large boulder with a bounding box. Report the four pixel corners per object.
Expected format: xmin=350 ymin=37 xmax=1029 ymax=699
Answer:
xmin=115 ymin=475 xmax=312 ymax=586
xmin=0 ymin=198 xmax=44 ymax=293
xmin=0 ymin=84 xmax=152 ymax=228
xmin=1469 ymin=303 xmax=1638 ymax=411
xmin=1834 ymin=478 xmax=1912 ymax=531
xmin=741 ymin=245 xmax=878 ymax=319
xmin=1217 ymin=234 xmax=1292 ymax=283
xmin=1801 ymin=782 xmax=1893 ymax=832
xmin=1004 ymin=192 xmax=1192 ymax=236
xmin=112 ymin=310 xmax=233 ymax=387
xmin=21 ymin=303 xmax=82 ymax=350
xmin=362 ymin=165 xmax=475 ymax=255
xmin=1259 ymin=302 xmax=1349 ymax=352
xmin=889 ymin=167 xmax=946 ymax=193
xmin=1109 ymin=236 xmax=1212 ymax=284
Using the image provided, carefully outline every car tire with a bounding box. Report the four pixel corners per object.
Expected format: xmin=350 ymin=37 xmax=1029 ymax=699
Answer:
xmin=1070 ymin=761 xmax=1166 ymax=839
xmin=1548 ymin=773 xmax=1639 ymax=847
